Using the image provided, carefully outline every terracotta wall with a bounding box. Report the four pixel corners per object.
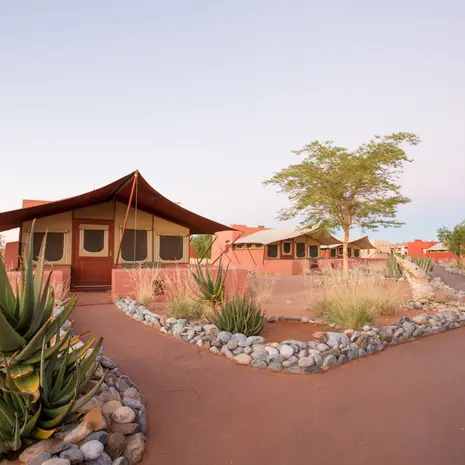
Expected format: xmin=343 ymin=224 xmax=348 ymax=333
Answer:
xmin=7 ymin=265 xmax=71 ymax=297
xmin=426 ymin=251 xmax=455 ymax=261
xmin=111 ymin=265 xmax=248 ymax=302
xmin=407 ymin=240 xmax=438 ymax=257
xmin=3 ymin=241 xmax=20 ymax=270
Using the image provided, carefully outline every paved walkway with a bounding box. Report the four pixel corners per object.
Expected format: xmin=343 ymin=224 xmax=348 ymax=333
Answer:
xmin=433 ymin=264 xmax=465 ymax=292
xmin=74 ymin=304 xmax=465 ymax=465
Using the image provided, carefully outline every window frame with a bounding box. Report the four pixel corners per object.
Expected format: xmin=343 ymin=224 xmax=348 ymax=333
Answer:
xmin=157 ymin=234 xmax=188 ymax=263
xmin=266 ymin=243 xmax=280 ymax=259
xmin=281 ymin=241 xmax=293 ymax=256
xmin=31 ymin=231 xmax=66 ymax=263
xmin=120 ymin=228 xmax=151 ymax=263
xmin=295 ymin=242 xmax=307 ymax=259
xmin=354 ymin=248 xmax=360 ymax=258
xmin=79 ymin=224 xmax=109 ymax=257
xmin=309 ymin=245 xmax=319 ymax=258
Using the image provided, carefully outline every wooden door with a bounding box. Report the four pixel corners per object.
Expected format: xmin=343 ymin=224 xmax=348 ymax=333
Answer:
xmin=72 ymin=220 xmax=114 ymax=287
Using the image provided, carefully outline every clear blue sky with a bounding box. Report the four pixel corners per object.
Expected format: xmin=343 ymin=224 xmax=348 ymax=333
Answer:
xmin=1 ymin=0 xmax=464 ymax=243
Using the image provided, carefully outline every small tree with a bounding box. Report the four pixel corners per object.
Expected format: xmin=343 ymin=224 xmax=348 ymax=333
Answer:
xmin=437 ymin=220 xmax=465 ymax=268
xmin=191 ymin=234 xmax=213 ymax=260
xmin=264 ymin=132 xmax=420 ymax=275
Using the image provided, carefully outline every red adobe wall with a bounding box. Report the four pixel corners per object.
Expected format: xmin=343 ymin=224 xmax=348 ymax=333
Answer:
xmin=111 ymin=265 xmax=249 ymax=302
xmin=426 ymin=251 xmax=455 ymax=262
xmin=3 ymin=241 xmax=20 ymax=270
xmin=7 ymin=265 xmax=71 ymax=296
xmin=408 ymin=240 xmax=438 ymax=257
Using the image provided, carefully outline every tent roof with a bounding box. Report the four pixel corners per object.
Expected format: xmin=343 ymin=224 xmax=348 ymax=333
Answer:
xmin=322 ymin=235 xmax=376 ymax=250
xmin=234 ymin=226 xmax=341 ymax=246
xmin=0 ymin=171 xmax=233 ymax=235
xmin=427 ymin=242 xmax=448 ymax=251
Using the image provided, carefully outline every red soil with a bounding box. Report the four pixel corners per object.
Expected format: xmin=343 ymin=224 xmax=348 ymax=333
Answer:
xmin=72 ymin=303 xmax=465 ymax=465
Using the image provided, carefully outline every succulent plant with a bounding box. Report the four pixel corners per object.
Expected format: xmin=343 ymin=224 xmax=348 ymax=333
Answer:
xmin=208 ymin=295 xmax=266 ymax=336
xmin=385 ymin=254 xmax=404 ymax=279
xmin=411 ymin=256 xmax=433 ymax=274
xmin=0 ymin=221 xmax=105 ymax=453
xmin=191 ymin=257 xmax=228 ymax=309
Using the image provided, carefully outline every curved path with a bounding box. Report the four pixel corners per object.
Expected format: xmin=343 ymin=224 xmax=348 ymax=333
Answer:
xmin=74 ymin=304 xmax=465 ymax=465
xmin=433 ymin=264 xmax=465 ymax=292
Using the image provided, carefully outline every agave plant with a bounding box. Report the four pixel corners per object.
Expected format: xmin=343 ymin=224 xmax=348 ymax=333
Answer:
xmin=0 ymin=383 xmax=41 ymax=454
xmin=0 ymin=222 xmax=105 ymax=452
xmin=38 ymin=334 xmax=104 ymax=429
xmin=208 ymin=295 xmax=266 ymax=336
xmin=191 ymin=257 xmax=228 ymax=309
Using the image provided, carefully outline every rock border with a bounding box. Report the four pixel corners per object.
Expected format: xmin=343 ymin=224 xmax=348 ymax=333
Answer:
xmin=116 ymin=296 xmax=465 ymax=374
xmin=17 ymin=318 xmax=147 ymax=465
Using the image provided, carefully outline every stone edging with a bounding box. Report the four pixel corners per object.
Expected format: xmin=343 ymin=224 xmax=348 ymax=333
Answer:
xmin=116 ymin=297 xmax=465 ymax=374
xmin=17 ymin=319 xmax=147 ymax=465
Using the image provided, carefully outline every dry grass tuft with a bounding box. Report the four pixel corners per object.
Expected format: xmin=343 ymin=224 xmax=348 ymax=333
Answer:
xmin=313 ymin=276 xmax=401 ymax=328
xmin=248 ymin=271 xmax=280 ymax=304
xmin=163 ymin=266 xmax=205 ymax=319
xmin=126 ymin=263 xmax=163 ymax=307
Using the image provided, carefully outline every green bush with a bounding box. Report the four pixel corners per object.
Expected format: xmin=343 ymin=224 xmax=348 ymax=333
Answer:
xmin=0 ymin=223 xmax=103 ymax=453
xmin=169 ymin=298 xmax=204 ymax=319
xmin=208 ymin=295 xmax=266 ymax=336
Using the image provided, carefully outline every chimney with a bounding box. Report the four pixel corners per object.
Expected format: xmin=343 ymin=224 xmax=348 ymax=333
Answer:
xmin=257 ymin=225 xmax=265 ymax=228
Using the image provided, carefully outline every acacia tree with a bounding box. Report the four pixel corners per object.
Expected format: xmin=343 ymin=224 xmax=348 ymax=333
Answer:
xmin=437 ymin=220 xmax=465 ymax=268
xmin=191 ymin=234 xmax=213 ymax=260
xmin=264 ymin=132 xmax=420 ymax=275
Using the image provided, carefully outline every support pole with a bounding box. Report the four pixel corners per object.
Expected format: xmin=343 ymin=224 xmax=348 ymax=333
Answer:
xmin=115 ymin=172 xmax=138 ymax=268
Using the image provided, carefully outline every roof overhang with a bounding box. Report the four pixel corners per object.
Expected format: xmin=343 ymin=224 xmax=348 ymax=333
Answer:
xmin=0 ymin=171 xmax=234 ymax=235
xmin=235 ymin=226 xmax=342 ymax=246
xmin=323 ymin=235 xmax=376 ymax=249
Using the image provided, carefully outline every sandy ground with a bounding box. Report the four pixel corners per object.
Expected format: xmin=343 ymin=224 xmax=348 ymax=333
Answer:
xmin=71 ymin=303 xmax=465 ymax=465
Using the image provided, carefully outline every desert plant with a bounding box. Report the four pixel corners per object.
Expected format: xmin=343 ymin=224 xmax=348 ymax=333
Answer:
xmin=385 ymin=254 xmax=404 ymax=279
xmin=411 ymin=256 xmax=433 ymax=274
xmin=208 ymin=295 xmax=266 ymax=336
xmin=169 ymin=299 xmax=204 ymax=319
xmin=191 ymin=257 xmax=228 ymax=309
xmin=314 ymin=277 xmax=398 ymax=328
xmin=247 ymin=271 xmax=279 ymax=304
xmin=0 ymin=224 xmax=104 ymax=453
xmin=126 ymin=263 xmax=163 ymax=307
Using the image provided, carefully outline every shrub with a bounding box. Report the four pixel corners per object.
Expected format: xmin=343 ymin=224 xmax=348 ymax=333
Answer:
xmin=208 ymin=295 xmax=266 ymax=336
xmin=0 ymin=224 xmax=103 ymax=454
xmin=314 ymin=277 xmax=399 ymax=328
xmin=169 ymin=298 xmax=204 ymax=319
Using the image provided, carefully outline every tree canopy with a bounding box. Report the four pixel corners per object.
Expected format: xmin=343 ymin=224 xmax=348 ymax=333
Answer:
xmin=191 ymin=234 xmax=213 ymax=260
xmin=264 ymin=132 xmax=420 ymax=273
xmin=437 ymin=220 xmax=465 ymax=266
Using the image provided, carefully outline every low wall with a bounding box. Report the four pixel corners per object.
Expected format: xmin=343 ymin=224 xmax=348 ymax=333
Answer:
xmin=112 ymin=266 xmax=249 ymax=302
xmin=3 ymin=241 xmax=20 ymax=270
xmin=7 ymin=265 xmax=71 ymax=297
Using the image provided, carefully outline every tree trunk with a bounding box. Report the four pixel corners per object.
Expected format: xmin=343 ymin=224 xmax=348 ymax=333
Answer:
xmin=342 ymin=227 xmax=350 ymax=278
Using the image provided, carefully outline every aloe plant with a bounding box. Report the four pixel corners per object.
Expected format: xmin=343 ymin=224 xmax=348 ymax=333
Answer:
xmin=208 ymin=295 xmax=266 ymax=336
xmin=191 ymin=257 xmax=228 ymax=309
xmin=0 ymin=221 xmax=105 ymax=452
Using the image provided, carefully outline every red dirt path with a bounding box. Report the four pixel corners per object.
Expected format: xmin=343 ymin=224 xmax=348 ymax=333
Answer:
xmin=73 ymin=303 xmax=465 ymax=465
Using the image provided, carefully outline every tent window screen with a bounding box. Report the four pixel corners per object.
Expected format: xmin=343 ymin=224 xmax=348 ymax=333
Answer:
xmin=32 ymin=232 xmax=64 ymax=262
xmin=354 ymin=248 xmax=360 ymax=258
xmin=330 ymin=248 xmax=336 ymax=258
xmin=121 ymin=229 xmax=148 ymax=261
xmin=83 ymin=230 xmax=105 ymax=253
xmin=309 ymin=245 xmax=319 ymax=258
xmin=267 ymin=244 xmax=278 ymax=258
xmin=159 ymin=236 xmax=184 ymax=261
xmin=296 ymin=243 xmax=306 ymax=258
xmin=282 ymin=242 xmax=292 ymax=254
xmin=348 ymin=247 xmax=352 ymax=258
